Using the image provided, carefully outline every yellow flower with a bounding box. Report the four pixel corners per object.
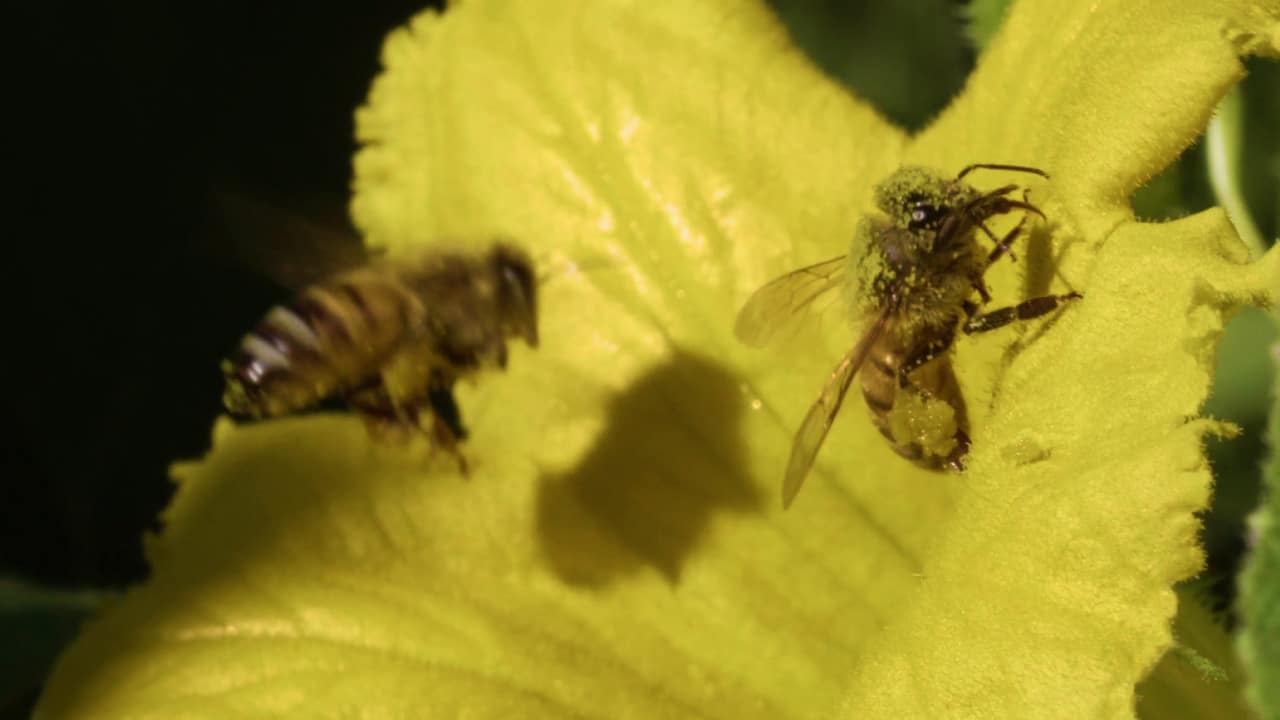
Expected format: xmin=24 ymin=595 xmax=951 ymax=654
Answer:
xmin=36 ymin=0 xmax=1280 ymax=717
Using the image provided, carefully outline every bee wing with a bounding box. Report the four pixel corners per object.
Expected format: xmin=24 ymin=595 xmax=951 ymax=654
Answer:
xmin=782 ymin=309 xmax=892 ymax=508
xmin=734 ymin=255 xmax=848 ymax=347
xmin=202 ymin=190 xmax=378 ymax=290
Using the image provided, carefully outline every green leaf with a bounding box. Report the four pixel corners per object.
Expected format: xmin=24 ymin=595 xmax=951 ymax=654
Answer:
xmin=1135 ymin=583 xmax=1251 ymax=720
xmin=963 ymin=0 xmax=1016 ymax=51
xmin=765 ymin=0 xmax=971 ymax=129
xmin=1238 ymin=58 xmax=1280 ymax=243
xmin=1238 ymin=316 xmax=1280 ymax=719
xmin=1201 ymin=306 xmax=1277 ymax=595
xmin=1208 ymin=86 xmax=1267 ymax=257
xmin=0 ymin=578 xmax=107 ymax=714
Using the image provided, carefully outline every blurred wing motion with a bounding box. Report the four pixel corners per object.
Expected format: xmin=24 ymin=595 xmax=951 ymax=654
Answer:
xmin=782 ymin=309 xmax=892 ymax=508
xmin=203 ymin=190 xmax=378 ymax=290
xmin=734 ymin=255 xmax=848 ymax=347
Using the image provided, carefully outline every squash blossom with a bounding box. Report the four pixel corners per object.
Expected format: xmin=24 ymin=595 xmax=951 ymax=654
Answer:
xmin=34 ymin=0 xmax=1280 ymax=718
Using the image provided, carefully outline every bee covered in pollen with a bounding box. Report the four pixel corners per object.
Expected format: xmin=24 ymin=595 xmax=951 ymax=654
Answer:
xmin=735 ymin=163 xmax=1081 ymax=507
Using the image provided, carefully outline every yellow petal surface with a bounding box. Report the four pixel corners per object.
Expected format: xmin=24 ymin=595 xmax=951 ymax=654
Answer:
xmin=843 ymin=212 xmax=1279 ymax=717
xmin=918 ymin=0 xmax=1280 ymax=239
xmin=841 ymin=0 xmax=1280 ymax=716
xmin=37 ymin=1 xmax=927 ymax=717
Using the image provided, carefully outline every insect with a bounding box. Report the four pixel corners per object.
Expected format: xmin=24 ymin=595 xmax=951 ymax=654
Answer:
xmin=221 ymin=237 xmax=539 ymax=471
xmin=736 ymin=163 xmax=1080 ymax=507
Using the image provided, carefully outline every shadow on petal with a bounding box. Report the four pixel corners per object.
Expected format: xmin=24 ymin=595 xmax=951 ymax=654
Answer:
xmin=536 ymin=349 xmax=762 ymax=587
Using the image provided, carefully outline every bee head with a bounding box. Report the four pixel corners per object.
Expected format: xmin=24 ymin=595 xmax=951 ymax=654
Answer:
xmin=489 ymin=242 xmax=539 ymax=348
xmin=902 ymin=191 xmax=948 ymax=231
xmin=874 ymin=166 xmax=966 ymax=234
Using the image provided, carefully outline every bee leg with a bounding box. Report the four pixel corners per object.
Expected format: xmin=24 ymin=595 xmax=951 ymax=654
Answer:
xmin=962 ymin=292 xmax=1082 ymax=335
xmin=943 ymin=428 xmax=971 ymax=471
xmin=895 ymin=329 xmax=957 ymax=391
xmin=426 ymin=386 xmax=469 ymax=440
xmin=983 ymin=211 xmax=1030 ymax=265
xmin=895 ymin=340 xmax=971 ymax=469
xmin=348 ymin=382 xmax=418 ymax=442
xmin=980 ymin=193 xmax=1044 ymax=224
xmin=427 ymin=414 xmax=470 ymax=475
xmin=426 ymin=385 xmax=470 ymax=475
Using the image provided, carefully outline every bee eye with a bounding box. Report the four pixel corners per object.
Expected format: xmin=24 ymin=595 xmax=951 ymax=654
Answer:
xmin=906 ymin=198 xmax=944 ymax=230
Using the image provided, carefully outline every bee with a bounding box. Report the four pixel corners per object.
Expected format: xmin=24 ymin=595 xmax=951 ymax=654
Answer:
xmin=221 ymin=236 xmax=539 ymax=470
xmin=736 ymin=163 xmax=1081 ymax=507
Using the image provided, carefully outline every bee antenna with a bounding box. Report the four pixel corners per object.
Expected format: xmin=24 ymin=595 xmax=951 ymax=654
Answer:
xmin=955 ymin=163 xmax=1050 ymax=181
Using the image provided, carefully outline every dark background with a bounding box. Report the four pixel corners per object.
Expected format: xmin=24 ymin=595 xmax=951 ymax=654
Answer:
xmin=3 ymin=5 xmax=433 ymax=712
xmin=5 ymin=1 xmax=436 ymax=588
xmin=3 ymin=1 xmax=1275 ymax=716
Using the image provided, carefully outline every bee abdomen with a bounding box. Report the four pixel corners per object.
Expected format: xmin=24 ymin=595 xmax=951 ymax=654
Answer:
xmin=222 ymin=273 xmax=414 ymax=418
xmin=860 ymin=345 xmax=901 ymax=440
xmin=860 ymin=342 xmax=968 ymax=470
xmin=861 ymin=344 xmax=898 ymax=402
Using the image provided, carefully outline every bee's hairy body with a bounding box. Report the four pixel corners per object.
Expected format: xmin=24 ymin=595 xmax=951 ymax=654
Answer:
xmin=223 ymin=266 xmax=418 ymax=418
xmin=735 ymin=163 xmax=1082 ymax=506
xmin=850 ymin=185 xmax=992 ymax=469
xmin=222 ymin=243 xmax=538 ymax=461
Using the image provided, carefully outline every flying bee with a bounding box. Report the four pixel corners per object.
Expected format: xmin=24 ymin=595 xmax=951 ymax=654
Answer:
xmin=736 ymin=163 xmax=1081 ymax=507
xmin=218 ymin=205 xmax=538 ymax=470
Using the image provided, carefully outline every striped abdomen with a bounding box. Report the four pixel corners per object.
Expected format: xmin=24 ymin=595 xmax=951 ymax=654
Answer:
xmin=222 ymin=268 xmax=420 ymax=418
xmin=860 ymin=333 xmax=970 ymax=469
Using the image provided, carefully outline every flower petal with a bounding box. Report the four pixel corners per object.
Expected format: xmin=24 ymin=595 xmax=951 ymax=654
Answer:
xmin=834 ymin=1 xmax=1280 ymax=713
xmin=840 ymin=214 xmax=1280 ymax=717
xmin=37 ymin=1 xmax=933 ymax=717
xmin=914 ymin=0 xmax=1280 ymax=238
